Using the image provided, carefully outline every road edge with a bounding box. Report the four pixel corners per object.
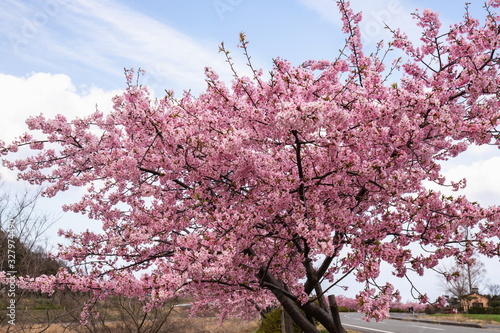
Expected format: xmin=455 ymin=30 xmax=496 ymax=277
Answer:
xmin=389 ymin=316 xmax=484 ymax=329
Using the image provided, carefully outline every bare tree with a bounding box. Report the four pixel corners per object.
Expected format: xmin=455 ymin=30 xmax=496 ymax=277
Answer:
xmin=0 ymin=179 xmax=60 ymax=277
xmin=487 ymin=284 xmax=500 ymax=297
xmin=0 ymin=178 xmax=65 ymax=331
xmin=437 ymin=257 xmax=486 ymax=298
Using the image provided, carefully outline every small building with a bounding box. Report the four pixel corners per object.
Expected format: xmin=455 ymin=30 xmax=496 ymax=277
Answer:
xmin=461 ymin=289 xmax=489 ymax=312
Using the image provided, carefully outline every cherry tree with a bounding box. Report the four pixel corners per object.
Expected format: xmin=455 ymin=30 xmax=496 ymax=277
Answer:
xmin=2 ymin=1 xmax=500 ymax=332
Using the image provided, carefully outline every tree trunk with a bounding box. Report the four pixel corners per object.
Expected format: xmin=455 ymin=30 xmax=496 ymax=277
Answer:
xmin=328 ymin=295 xmax=347 ymax=333
xmin=271 ymin=288 xmax=319 ymax=332
xmin=281 ymin=306 xmax=294 ymax=333
xmin=257 ymin=263 xmax=344 ymax=332
xmin=258 ymin=273 xmax=319 ymax=331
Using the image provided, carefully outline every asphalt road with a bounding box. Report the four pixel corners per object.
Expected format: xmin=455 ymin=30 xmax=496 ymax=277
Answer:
xmin=340 ymin=312 xmax=500 ymax=333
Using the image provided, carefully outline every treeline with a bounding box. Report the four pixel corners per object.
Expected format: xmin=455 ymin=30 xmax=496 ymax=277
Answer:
xmin=0 ymin=228 xmax=63 ymax=278
xmin=468 ymin=307 xmax=500 ymax=314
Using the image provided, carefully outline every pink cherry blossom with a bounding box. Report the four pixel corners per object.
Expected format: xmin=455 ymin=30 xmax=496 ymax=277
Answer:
xmin=2 ymin=1 xmax=500 ymax=332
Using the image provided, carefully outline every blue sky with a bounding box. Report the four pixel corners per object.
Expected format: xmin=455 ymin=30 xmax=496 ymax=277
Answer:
xmin=1 ymin=0 xmax=499 ymax=302
xmin=1 ymin=0 xmax=490 ymax=94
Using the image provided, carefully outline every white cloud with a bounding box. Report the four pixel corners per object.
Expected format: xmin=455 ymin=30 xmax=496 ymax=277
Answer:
xmin=0 ymin=72 xmax=118 ymax=239
xmin=0 ymin=72 xmax=121 ymax=199
xmin=0 ymin=72 xmax=120 ymax=145
xmin=422 ymin=145 xmax=500 ymax=207
xmin=50 ymin=0 xmax=234 ymax=93
xmin=1 ymin=0 xmax=239 ymax=94
xmin=443 ymin=155 xmax=500 ymax=207
xmin=0 ymin=72 xmax=115 ymax=243
xmin=422 ymin=148 xmax=500 ymax=209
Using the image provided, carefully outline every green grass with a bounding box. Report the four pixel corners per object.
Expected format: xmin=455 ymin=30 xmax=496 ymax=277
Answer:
xmin=460 ymin=314 xmax=500 ymax=323
xmin=431 ymin=313 xmax=500 ymax=323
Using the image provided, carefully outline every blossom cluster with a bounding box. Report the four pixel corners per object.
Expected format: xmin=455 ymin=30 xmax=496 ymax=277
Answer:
xmin=1 ymin=0 xmax=500 ymax=329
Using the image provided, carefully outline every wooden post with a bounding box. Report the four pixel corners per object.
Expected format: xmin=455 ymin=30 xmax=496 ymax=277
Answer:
xmin=281 ymin=306 xmax=294 ymax=333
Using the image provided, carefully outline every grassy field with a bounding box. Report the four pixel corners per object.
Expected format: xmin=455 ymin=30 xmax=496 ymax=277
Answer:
xmin=0 ymin=317 xmax=260 ymax=333
xmin=429 ymin=313 xmax=500 ymax=324
xmin=0 ymin=309 xmax=261 ymax=333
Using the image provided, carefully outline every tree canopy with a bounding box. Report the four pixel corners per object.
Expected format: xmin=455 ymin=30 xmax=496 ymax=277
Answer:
xmin=2 ymin=1 xmax=500 ymax=332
